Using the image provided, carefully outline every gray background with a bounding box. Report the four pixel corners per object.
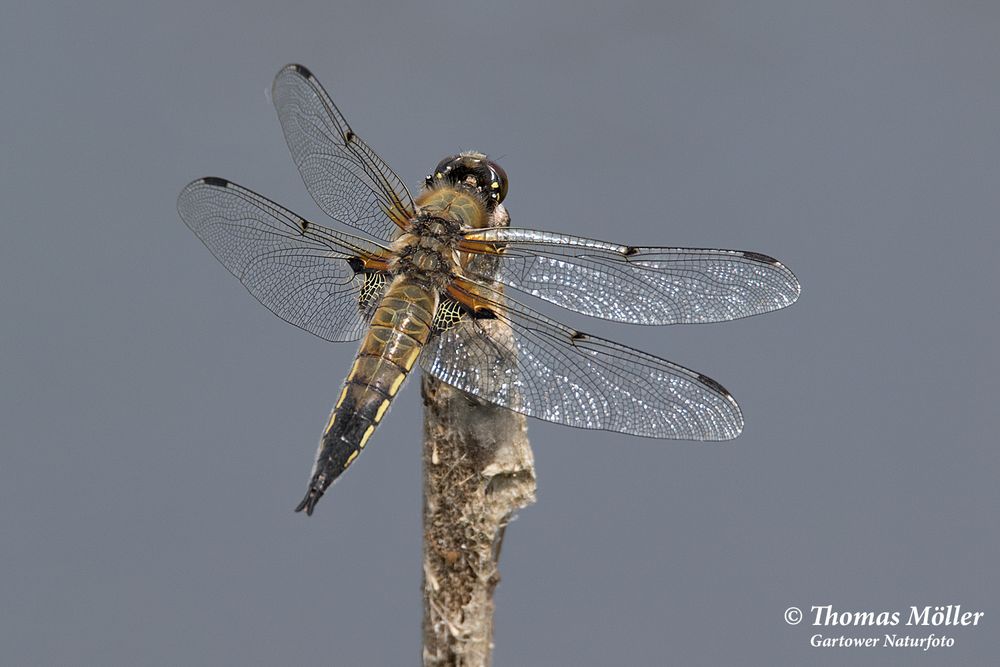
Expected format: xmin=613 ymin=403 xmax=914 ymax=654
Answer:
xmin=2 ymin=1 xmax=997 ymax=665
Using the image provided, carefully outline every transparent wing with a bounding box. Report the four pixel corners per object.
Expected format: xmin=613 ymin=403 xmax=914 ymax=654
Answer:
xmin=271 ymin=64 xmax=415 ymax=241
xmin=462 ymin=228 xmax=800 ymax=325
xmin=420 ymin=281 xmax=743 ymax=440
xmin=177 ymin=177 xmax=389 ymax=342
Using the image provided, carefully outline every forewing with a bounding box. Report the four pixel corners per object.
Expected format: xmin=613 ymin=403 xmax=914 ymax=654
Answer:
xmin=177 ymin=177 xmax=389 ymax=342
xmin=271 ymin=64 xmax=415 ymax=241
xmin=420 ymin=283 xmax=744 ymax=440
xmin=462 ymin=228 xmax=800 ymax=325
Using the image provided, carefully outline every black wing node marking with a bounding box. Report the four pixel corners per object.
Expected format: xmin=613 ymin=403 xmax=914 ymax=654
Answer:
xmin=291 ymin=63 xmax=313 ymax=78
xmin=570 ymin=331 xmax=587 ymax=342
xmin=471 ymin=307 xmax=497 ymax=320
xmin=346 ymin=256 xmax=365 ymax=274
xmin=622 ymin=246 xmax=639 ymax=257
xmin=432 ymin=298 xmax=497 ymax=331
xmin=202 ymin=176 xmax=229 ymax=188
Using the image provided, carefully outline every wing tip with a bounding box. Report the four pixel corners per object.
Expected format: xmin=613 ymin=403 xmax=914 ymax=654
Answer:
xmin=742 ymin=250 xmax=802 ymax=307
xmin=788 ymin=268 xmax=803 ymax=304
xmin=711 ymin=413 xmax=744 ymax=441
xmin=280 ymin=63 xmax=314 ymax=80
xmin=178 ymin=177 xmax=232 ymax=215
xmin=722 ymin=414 xmax=745 ymax=440
xmin=696 ymin=372 xmax=730 ymax=398
xmin=177 ymin=177 xmax=229 ymax=218
xmin=273 ymin=64 xmax=317 ymax=102
xmin=741 ymin=250 xmax=780 ymax=265
xmin=200 ymin=176 xmax=230 ymax=188
xmin=696 ymin=373 xmax=744 ymax=441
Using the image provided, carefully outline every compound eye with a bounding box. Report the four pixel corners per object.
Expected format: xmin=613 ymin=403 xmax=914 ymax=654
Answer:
xmin=486 ymin=160 xmax=508 ymax=203
xmin=433 ymin=155 xmax=461 ymax=181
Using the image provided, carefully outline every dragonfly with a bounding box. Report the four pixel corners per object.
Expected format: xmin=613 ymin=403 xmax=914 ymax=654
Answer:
xmin=177 ymin=64 xmax=800 ymax=516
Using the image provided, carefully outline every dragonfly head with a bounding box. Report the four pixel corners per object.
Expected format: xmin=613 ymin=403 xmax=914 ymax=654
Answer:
xmin=426 ymin=152 xmax=508 ymax=206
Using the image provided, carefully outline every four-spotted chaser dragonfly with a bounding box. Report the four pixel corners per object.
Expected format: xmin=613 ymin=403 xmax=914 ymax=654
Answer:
xmin=177 ymin=64 xmax=800 ymax=515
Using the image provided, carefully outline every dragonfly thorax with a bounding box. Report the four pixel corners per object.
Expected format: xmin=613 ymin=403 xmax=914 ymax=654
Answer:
xmin=415 ymin=186 xmax=489 ymax=230
xmin=389 ymin=216 xmax=462 ymax=288
xmin=387 ymin=185 xmax=495 ymax=287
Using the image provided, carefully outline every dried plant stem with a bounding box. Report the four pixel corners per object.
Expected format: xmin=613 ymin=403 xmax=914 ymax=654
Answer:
xmin=420 ymin=374 xmax=535 ymax=667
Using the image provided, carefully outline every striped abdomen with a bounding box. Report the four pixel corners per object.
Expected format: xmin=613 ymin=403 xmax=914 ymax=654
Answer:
xmin=295 ymin=277 xmax=438 ymax=515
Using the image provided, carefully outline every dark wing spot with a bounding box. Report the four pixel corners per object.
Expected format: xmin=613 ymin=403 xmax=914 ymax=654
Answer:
xmin=570 ymin=331 xmax=587 ymax=341
xmin=697 ymin=373 xmax=731 ymax=397
xmin=202 ymin=176 xmax=229 ymax=188
xmin=290 ymin=63 xmax=313 ymax=79
xmin=622 ymin=246 xmax=639 ymax=256
xmin=344 ymin=130 xmax=355 ymax=143
xmin=346 ymin=256 xmax=365 ymax=274
xmin=300 ymin=220 xmax=310 ymax=234
xmin=741 ymin=251 xmax=779 ymax=265
xmin=472 ymin=308 xmax=497 ymax=320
